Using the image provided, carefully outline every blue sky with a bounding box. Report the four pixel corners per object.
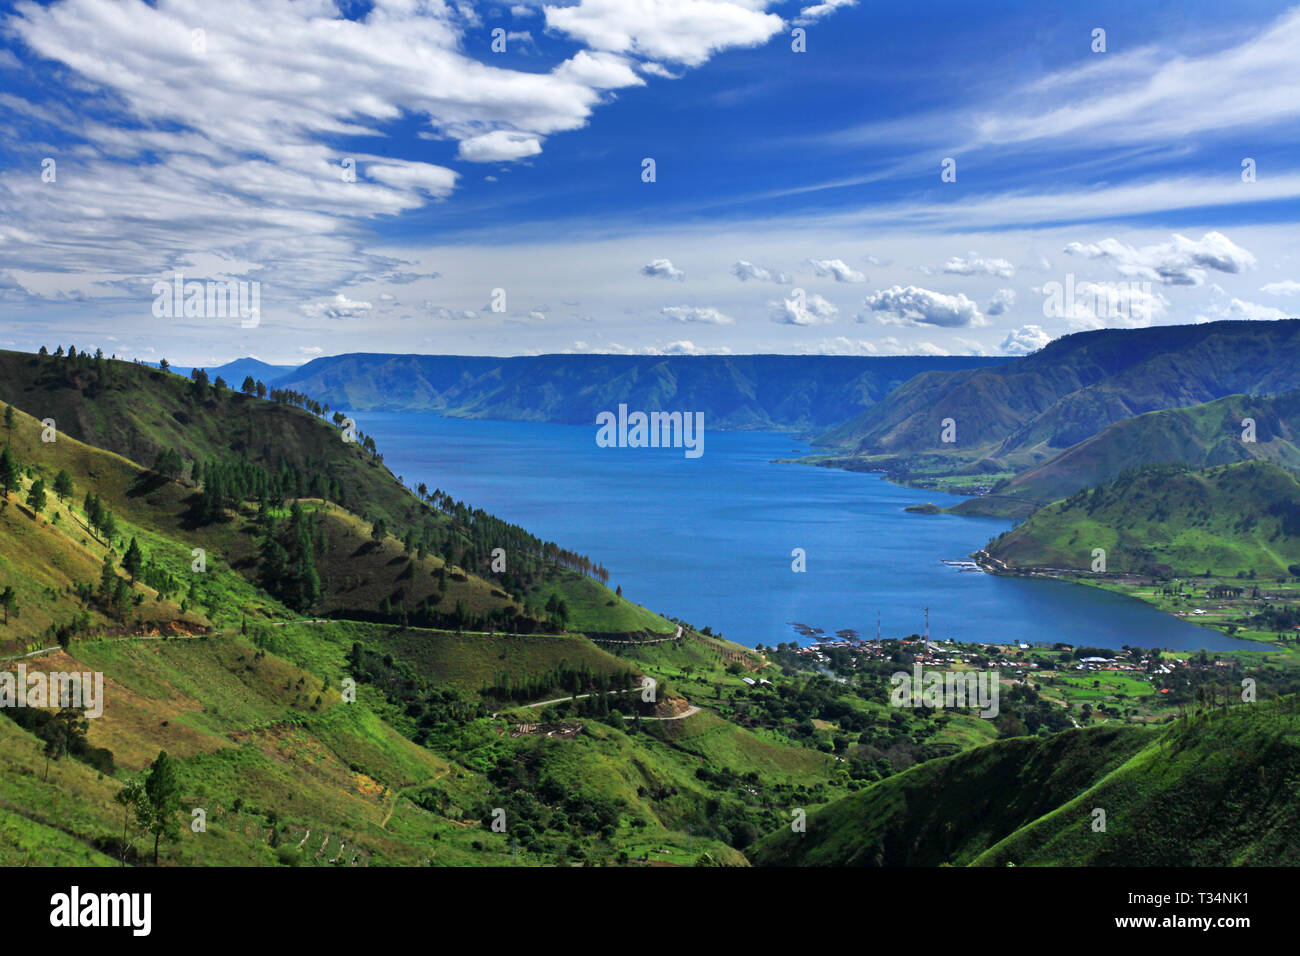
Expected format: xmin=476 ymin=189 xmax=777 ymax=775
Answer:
xmin=1 ymin=0 xmax=1299 ymax=365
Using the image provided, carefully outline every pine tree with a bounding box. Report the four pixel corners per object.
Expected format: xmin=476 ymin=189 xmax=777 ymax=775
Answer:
xmin=123 ymin=538 xmax=144 ymax=584
xmin=138 ymin=751 xmax=182 ymax=864
xmin=53 ymin=469 xmax=73 ymax=502
xmin=0 ymin=445 xmax=18 ymax=499
xmin=26 ymin=478 xmax=46 ymax=515
xmin=98 ymin=554 xmax=116 ymax=604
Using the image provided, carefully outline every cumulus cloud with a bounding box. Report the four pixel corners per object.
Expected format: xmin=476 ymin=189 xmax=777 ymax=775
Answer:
xmin=771 ymin=292 xmax=838 ymax=325
xmin=813 ymin=335 xmax=947 ymax=356
xmin=300 ymin=294 xmax=372 ymax=320
xmin=1000 ymin=324 xmax=1051 ymax=355
xmin=732 ymin=260 xmax=790 ymax=283
xmin=808 ymin=258 xmax=866 ymax=282
xmin=554 ymin=50 xmax=645 ymax=89
xmin=1260 ymin=279 xmax=1300 ymax=296
xmin=641 ymin=258 xmax=685 ymax=280
xmin=544 ymin=0 xmax=785 ymax=67
xmin=662 ymin=340 xmax=721 ymax=354
xmin=941 ymin=254 xmax=1015 ymax=278
xmin=1196 ymin=298 xmax=1291 ymax=323
xmin=457 ymin=131 xmax=544 ymax=163
xmin=661 ymin=305 xmax=734 ymax=324
xmin=1063 ymin=231 xmax=1256 ymax=286
xmin=860 ymin=285 xmax=986 ymax=328
xmin=986 ymin=288 xmax=1016 ymax=316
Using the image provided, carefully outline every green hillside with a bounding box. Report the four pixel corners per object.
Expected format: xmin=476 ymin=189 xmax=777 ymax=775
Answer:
xmin=983 ymin=460 xmax=1300 ymax=577
xmin=752 ymin=694 xmax=1300 ymax=867
xmin=0 ymin=349 xmax=672 ymax=639
xmin=952 ymin=391 xmax=1300 ymax=517
xmin=750 ymin=723 xmax=1153 ymax=866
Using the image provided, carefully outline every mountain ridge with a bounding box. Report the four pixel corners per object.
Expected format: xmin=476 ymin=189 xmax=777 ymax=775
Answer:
xmin=273 ymin=353 xmax=1013 ymax=433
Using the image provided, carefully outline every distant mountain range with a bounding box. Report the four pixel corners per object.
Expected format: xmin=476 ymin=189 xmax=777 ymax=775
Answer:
xmin=157 ymin=357 xmax=299 ymax=384
xmin=815 ymin=319 xmax=1300 ymax=471
xmin=271 ymin=353 xmax=1011 ymax=433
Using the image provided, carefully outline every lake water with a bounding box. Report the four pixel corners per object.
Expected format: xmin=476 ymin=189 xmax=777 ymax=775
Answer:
xmin=356 ymin=412 xmax=1250 ymax=652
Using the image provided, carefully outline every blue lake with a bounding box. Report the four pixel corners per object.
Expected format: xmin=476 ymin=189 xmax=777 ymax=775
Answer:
xmin=356 ymin=412 xmax=1252 ymax=653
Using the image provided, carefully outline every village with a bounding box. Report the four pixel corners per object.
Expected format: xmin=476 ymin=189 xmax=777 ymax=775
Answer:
xmin=760 ymin=626 xmax=1254 ymax=726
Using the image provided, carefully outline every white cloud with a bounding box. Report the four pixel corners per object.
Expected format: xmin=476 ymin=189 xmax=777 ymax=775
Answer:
xmin=641 ymin=258 xmax=685 ymax=280
xmin=861 ymin=285 xmax=986 ymax=328
xmin=986 ymin=288 xmax=1016 ymax=316
xmin=663 ymin=340 xmax=721 ymax=354
xmin=300 ymin=294 xmax=372 ymax=321
xmin=794 ymin=0 xmax=857 ymax=26
xmin=1000 ymin=324 xmax=1051 ymax=355
xmin=813 ymin=335 xmax=948 ymax=356
xmin=544 ymin=0 xmax=785 ymax=67
xmin=638 ymin=61 xmax=680 ymax=79
xmin=771 ymin=292 xmax=838 ymax=325
xmin=1063 ymin=231 xmax=1256 ymax=286
xmin=941 ymin=254 xmax=1015 ymax=278
xmin=364 ymin=161 xmax=459 ymax=196
xmin=661 ymin=305 xmax=734 ymax=324
xmin=554 ymin=50 xmax=645 ymax=90
xmin=457 ymin=131 xmax=544 ymax=163
xmin=1196 ymin=297 xmax=1291 ymax=323
xmin=808 ymin=258 xmax=866 ymax=282
xmin=732 ymin=260 xmax=790 ymax=283
xmin=823 ymin=9 xmax=1300 ymax=162
xmin=562 ymin=339 xmax=729 ymax=355
xmin=1261 ymin=279 xmax=1300 ymax=296
xmin=421 ymin=303 xmax=480 ymax=321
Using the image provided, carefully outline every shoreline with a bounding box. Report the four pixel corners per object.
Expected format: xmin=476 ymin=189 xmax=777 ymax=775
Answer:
xmin=971 ymin=550 xmax=1295 ymax=656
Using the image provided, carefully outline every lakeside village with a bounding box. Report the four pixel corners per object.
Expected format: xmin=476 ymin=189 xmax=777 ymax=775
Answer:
xmin=789 ymin=633 xmax=1179 ymax=678
xmin=754 ymin=617 xmax=1272 ymax=724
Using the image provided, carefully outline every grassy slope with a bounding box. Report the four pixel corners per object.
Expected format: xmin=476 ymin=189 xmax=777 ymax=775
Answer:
xmin=984 ymin=460 xmax=1300 ymax=577
xmin=973 ymin=696 xmax=1300 ymax=865
xmin=2 ymin=616 xmax=839 ymax=865
xmin=753 ymin=694 xmax=1300 ymax=866
xmin=750 ymin=723 xmax=1153 ymax=866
